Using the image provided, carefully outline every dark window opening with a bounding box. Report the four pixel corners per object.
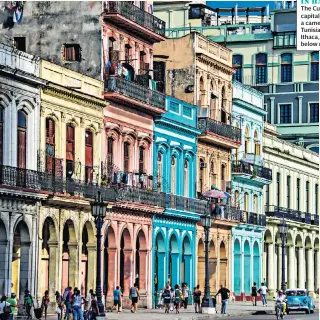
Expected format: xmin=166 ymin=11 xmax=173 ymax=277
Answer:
xmin=139 ymin=146 xmax=145 ymax=174
xmin=281 ymin=53 xmax=292 ymax=83
xmin=85 ymin=130 xmax=93 ymax=184
xmin=124 ymin=142 xmax=129 ymax=172
xmin=276 ymin=172 xmax=280 ymax=206
xmin=17 ymin=110 xmax=27 ymax=169
xmin=310 ymin=103 xmax=319 ymax=123
xmin=280 ymin=104 xmax=291 ymax=124
xmin=297 ymin=178 xmax=300 ymax=210
xmin=287 ymin=176 xmax=291 ymax=208
xmin=107 ymin=136 xmax=114 ymax=168
xmin=45 ymin=118 xmax=55 ymax=173
xmin=14 ymin=37 xmax=26 ymax=52
xmin=256 ymin=53 xmax=267 ymax=84
xmin=63 ymin=44 xmax=82 ymax=62
xmin=125 ymin=44 xmax=132 ymax=63
xmin=66 ymin=125 xmax=75 ymax=178
xmin=232 ymin=55 xmax=242 ymax=83
xmin=306 ymin=181 xmax=309 ymax=213
xmin=311 ymin=52 xmax=319 ymax=81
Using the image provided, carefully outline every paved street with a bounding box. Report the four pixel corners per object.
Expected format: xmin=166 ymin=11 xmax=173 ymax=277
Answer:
xmin=227 ymin=311 xmax=319 ymax=320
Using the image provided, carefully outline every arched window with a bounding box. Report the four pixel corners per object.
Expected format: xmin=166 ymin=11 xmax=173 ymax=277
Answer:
xmin=0 ymin=109 xmax=3 ymax=165
xmin=245 ymin=127 xmax=250 ymax=153
xmin=256 ymin=53 xmax=267 ymax=84
xmin=85 ymin=130 xmax=93 ymax=183
xmin=232 ymin=55 xmax=243 ymax=83
xmin=209 ymin=81 xmax=217 ymax=118
xmin=139 ymin=146 xmax=145 ymax=174
xmin=310 ymin=52 xmax=319 ymax=81
xmin=171 ymin=155 xmax=176 ymax=194
xmin=184 ymin=159 xmax=189 ymax=197
xmin=107 ymin=136 xmax=114 ymax=167
xmin=254 ymin=130 xmax=260 ymax=155
xmin=221 ymin=86 xmax=227 ymax=123
xmin=210 ymin=160 xmax=216 ymax=187
xmin=123 ymin=141 xmax=130 ymax=172
xmin=221 ymin=164 xmax=226 ymax=191
xmin=199 ymin=77 xmax=205 ymax=106
xmin=244 ymin=192 xmax=249 ymax=213
xmin=157 ymin=152 xmax=162 ymax=191
xmin=281 ymin=53 xmax=292 ymax=83
xmin=253 ymin=194 xmax=258 ymax=213
xmin=66 ymin=124 xmax=75 ymax=178
xmin=17 ymin=110 xmax=27 ymax=169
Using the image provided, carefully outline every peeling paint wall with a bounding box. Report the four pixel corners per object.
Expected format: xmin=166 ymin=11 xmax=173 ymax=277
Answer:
xmin=0 ymin=1 xmax=102 ymax=79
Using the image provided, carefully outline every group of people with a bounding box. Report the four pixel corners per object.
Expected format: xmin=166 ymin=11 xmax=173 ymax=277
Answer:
xmin=113 ymin=283 xmax=140 ymax=314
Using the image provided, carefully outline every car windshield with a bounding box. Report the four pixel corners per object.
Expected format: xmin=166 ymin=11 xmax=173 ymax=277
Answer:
xmin=286 ymin=290 xmax=306 ymax=296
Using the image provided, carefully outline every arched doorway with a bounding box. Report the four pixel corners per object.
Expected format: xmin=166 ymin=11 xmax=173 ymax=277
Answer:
xmin=0 ymin=219 xmax=7 ymax=295
xmin=234 ymin=239 xmax=241 ymax=295
xmin=12 ymin=220 xmax=30 ymax=302
xmin=197 ymin=239 xmax=205 ymax=292
xmin=41 ymin=217 xmax=57 ymax=300
xmin=120 ymin=228 xmax=131 ymax=296
xmin=81 ymin=221 xmax=95 ymax=296
xmin=243 ymin=240 xmax=250 ymax=295
xmin=219 ymin=242 xmax=227 ymax=288
xmin=253 ymin=242 xmax=260 ymax=286
xmin=61 ymin=219 xmax=77 ymax=289
xmin=103 ymin=226 xmax=116 ymax=298
xmin=154 ymin=233 xmax=165 ymax=292
xmin=135 ymin=230 xmax=147 ymax=290
xmin=209 ymin=240 xmax=216 ymax=294
xmin=168 ymin=234 xmax=179 ymax=287
xmin=181 ymin=236 xmax=192 ymax=287
xmin=305 ymin=236 xmax=312 ymax=291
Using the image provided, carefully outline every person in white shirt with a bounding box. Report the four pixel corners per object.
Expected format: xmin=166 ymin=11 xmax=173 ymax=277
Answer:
xmin=0 ymin=295 xmax=11 ymax=320
xmin=259 ymin=282 xmax=268 ymax=306
xmin=275 ymin=290 xmax=286 ymax=314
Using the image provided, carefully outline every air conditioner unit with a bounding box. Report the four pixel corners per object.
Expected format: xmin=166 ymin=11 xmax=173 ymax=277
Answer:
xmin=200 ymin=162 xmax=207 ymax=168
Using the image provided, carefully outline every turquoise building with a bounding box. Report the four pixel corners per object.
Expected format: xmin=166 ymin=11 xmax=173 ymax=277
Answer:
xmin=230 ymin=82 xmax=272 ymax=300
xmin=152 ymin=96 xmax=202 ymax=297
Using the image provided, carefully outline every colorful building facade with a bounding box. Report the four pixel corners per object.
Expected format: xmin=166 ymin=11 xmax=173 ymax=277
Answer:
xmin=230 ymin=81 xmax=272 ymax=300
xmin=152 ymin=96 xmax=201 ymax=296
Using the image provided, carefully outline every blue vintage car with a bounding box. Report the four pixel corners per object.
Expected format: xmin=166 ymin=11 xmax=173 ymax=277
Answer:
xmin=285 ymin=288 xmax=315 ymax=314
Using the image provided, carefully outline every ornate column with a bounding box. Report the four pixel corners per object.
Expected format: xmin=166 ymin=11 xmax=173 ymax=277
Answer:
xmin=86 ymin=243 xmax=97 ymax=292
xmin=123 ymin=248 xmax=133 ymax=296
xmin=157 ymin=252 xmax=166 ymax=292
xmin=171 ymin=253 xmax=180 ymax=287
xmin=287 ymin=245 xmax=295 ymax=288
xmin=298 ymin=247 xmax=305 ymax=288
xmin=47 ymin=241 xmax=59 ymax=310
xmin=307 ymin=248 xmax=314 ymax=295
xmin=107 ymin=247 xmax=117 ymax=298
xmin=183 ymin=254 xmax=192 ymax=289
xmin=68 ymin=242 xmax=79 ymax=289
xmin=138 ymin=249 xmax=148 ymax=291
xmin=267 ymin=242 xmax=275 ymax=296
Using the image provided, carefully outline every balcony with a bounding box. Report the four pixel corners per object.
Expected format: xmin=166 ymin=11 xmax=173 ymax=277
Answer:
xmin=265 ymin=205 xmax=317 ymax=226
xmin=197 ymin=117 xmax=241 ymax=149
xmin=104 ymin=76 xmax=166 ymax=115
xmin=241 ymin=211 xmax=267 ymax=227
xmin=273 ymin=32 xmax=296 ymax=49
xmin=103 ymin=1 xmax=166 ymax=43
xmin=232 ymin=160 xmax=272 ymax=184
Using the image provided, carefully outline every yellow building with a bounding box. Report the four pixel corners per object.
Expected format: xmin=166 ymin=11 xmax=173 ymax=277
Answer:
xmin=37 ymin=61 xmax=108 ymax=305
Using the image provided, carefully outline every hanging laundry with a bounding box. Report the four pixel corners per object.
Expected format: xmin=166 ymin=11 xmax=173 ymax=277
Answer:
xmin=106 ymin=60 xmax=111 ymax=70
xmin=151 ymin=79 xmax=157 ymax=91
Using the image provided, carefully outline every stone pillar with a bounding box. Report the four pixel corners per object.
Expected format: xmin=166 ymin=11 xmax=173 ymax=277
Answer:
xmin=123 ymin=249 xmax=132 ymax=296
xmin=86 ymin=244 xmax=97 ymax=292
xmin=307 ymin=249 xmax=314 ymax=295
xmin=267 ymin=243 xmax=275 ymax=296
xmin=171 ymin=253 xmax=180 ymax=287
xmin=107 ymin=247 xmax=117 ymax=297
xmin=315 ymin=250 xmax=319 ymax=293
xmin=138 ymin=250 xmax=148 ymax=291
xmin=184 ymin=254 xmax=192 ymax=289
xmin=288 ymin=245 xmax=295 ymax=288
xmin=157 ymin=252 xmax=166 ymax=292
xmin=68 ymin=242 xmax=79 ymax=289
xmin=277 ymin=245 xmax=282 ymax=290
xmin=47 ymin=241 xmax=59 ymax=310
xmin=298 ymin=248 xmax=305 ymax=288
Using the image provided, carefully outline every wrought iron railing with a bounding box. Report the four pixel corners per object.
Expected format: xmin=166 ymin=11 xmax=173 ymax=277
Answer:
xmin=232 ymin=161 xmax=272 ymax=181
xmin=105 ymin=76 xmax=165 ymax=110
xmin=265 ymin=205 xmax=317 ymax=225
xmin=223 ymin=205 xmax=242 ymax=221
xmin=197 ymin=117 xmax=241 ymax=143
xmin=242 ymin=211 xmax=267 ymax=227
xmin=104 ymin=1 xmax=166 ymax=36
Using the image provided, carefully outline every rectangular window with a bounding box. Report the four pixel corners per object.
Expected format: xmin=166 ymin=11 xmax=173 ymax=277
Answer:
xmin=183 ymin=106 xmax=192 ymax=118
xmin=66 ymin=125 xmax=75 ymax=178
xmin=281 ymin=65 xmax=292 ymax=82
xmin=45 ymin=118 xmax=55 ymax=174
xmin=256 ymin=53 xmax=267 ymax=84
xmin=287 ymin=176 xmax=291 ymax=208
xmin=316 ymin=184 xmax=319 ymax=214
xmin=63 ymin=44 xmax=81 ymax=62
xmin=125 ymin=44 xmax=132 ymax=63
xmin=124 ymin=142 xmax=129 ymax=172
xmin=169 ymin=101 xmax=179 ymax=113
xmin=297 ymin=178 xmax=300 ymax=210
xmin=232 ymin=55 xmax=243 ymax=83
xmin=107 ymin=137 xmax=114 ymax=167
xmin=139 ymin=146 xmax=144 ymax=174
xmin=306 ymin=181 xmax=309 ymax=213
xmin=310 ymin=103 xmax=319 ymax=123
xmin=85 ymin=131 xmax=93 ymax=184
xmin=311 ymin=52 xmax=319 ymax=81
xmin=17 ymin=111 xmax=27 ymax=169
xmin=276 ymin=172 xmax=280 ymax=207
xmin=266 ymin=184 xmax=269 ymax=207
xmin=280 ymin=104 xmax=292 ymax=124
xmin=14 ymin=37 xmax=26 ymax=52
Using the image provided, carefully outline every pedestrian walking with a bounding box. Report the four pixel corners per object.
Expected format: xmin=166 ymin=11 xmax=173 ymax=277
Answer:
xmin=129 ymin=283 xmax=140 ymax=314
xmin=169 ymin=288 xmax=175 ymax=312
xmin=113 ymin=286 xmax=121 ymax=313
xmin=24 ymin=290 xmax=33 ymax=320
xmin=7 ymin=293 xmax=17 ymax=320
xmin=42 ymin=290 xmax=50 ymax=319
xmin=157 ymin=290 xmax=163 ymax=309
xmin=84 ymin=289 xmax=93 ymax=320
xmin=89 ymin=295 xmax=98 ymax=320
xmin=55 ymin=291 xmax=63 ymax=320
xmin=251 ymin=283 xmax=257 ymax=306
xmin=258 ymin=282 xmax=268 ymax=306
xmin=161 ymin=286 xmax=171 ymax=313
xmin=215 ymin=284 xmax=230 ymax=315
xmin=174 ymin=284 xmax=183 ymax=314
xmin=182 ymin=283 xmax=190 ymax=309
xmin=0 ymin=296 xmax=12 ymax=320
xmin=193 ymin=285 xmax=201 ymax=313
xmin=72 ymin=289 xmax=85 ymax=320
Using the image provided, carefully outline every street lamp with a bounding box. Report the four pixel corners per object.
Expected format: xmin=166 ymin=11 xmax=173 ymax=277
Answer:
xmin=279 ymin=217 xmax=288 ymax=292
xmin=90 ymin=191 xmax=108 ymax=317
xmin=200 ymin=213 xmax=215 ymax=313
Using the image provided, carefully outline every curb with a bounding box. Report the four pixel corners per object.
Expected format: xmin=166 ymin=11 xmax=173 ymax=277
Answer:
xmin=185 ymin=310 xmax=274 ymax=319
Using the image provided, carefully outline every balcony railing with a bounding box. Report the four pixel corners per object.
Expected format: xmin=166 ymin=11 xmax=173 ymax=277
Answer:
xmin=104 ymin=1 xmax=166 ymax=37
xmin=197 ymin=117 xmax=241 ymax=143
xmin=105 ymin=76 xmax=165 ymax=110
xmin=265 ymin=205 xmax=317 ymax=225
xmin=232 ymin=161 xmax=272 ymax=181
xmin=242 ymin=211 xmax=267 ymax=227
xmin=223 ymin=205 xmax=242 ymax=221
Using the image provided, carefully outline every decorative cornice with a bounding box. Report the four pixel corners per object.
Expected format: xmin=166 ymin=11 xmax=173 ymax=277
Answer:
xmin=197 ymin=54 xmax=235 ymax=76
xmin=43 ymin=83 xmax=107 ymax=110
xmin=155 ymin=119 xmax=200 ymax=138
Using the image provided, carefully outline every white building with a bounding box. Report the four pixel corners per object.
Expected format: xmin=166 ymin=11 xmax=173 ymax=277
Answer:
xmin=263 ymin=123 xmax=319 ymax=296
xmin=0 ymin=42 xmax=46 ymax=301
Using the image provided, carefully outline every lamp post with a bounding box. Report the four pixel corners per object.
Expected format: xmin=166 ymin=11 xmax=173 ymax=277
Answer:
xmin=279 ymin=217 xmax=288 ymax=292
xmin=200 ymin=213 xmax=215 ymax=313
xmin=90 ymin=191 xmax=108 ymax=317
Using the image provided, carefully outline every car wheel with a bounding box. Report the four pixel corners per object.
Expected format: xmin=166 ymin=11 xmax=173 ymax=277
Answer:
xmin=310 ymin=310 xmax=314 ymax=314
xmin=286 ymin=310 xmax=289 ymax=315
xmin=306 ymin=309 xmax=310 ymax=314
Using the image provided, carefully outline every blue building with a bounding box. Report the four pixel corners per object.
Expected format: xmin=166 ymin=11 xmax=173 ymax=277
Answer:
xmin=230 ymin=82 xmax=272 ymax=300
xmin=152 ymin=96 xmax=202 ymax=297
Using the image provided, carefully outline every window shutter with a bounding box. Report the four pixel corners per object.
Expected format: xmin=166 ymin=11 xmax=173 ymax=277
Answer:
xmin=17 ymin=130 xmax=26 ymax=169
xmin=66 ymin=125 xmax=75 ymax=161
xmin=85 ymin=146 xmax=93 ymax=166
xmin=55 ymin=158 xmax=63 ymax=178
xmin=46 ymin=118 xmax=55 ymax=144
